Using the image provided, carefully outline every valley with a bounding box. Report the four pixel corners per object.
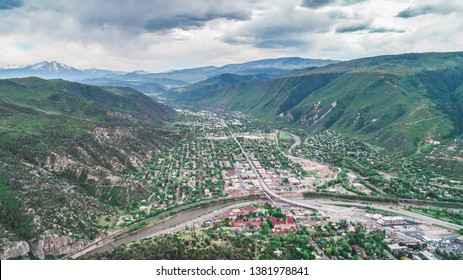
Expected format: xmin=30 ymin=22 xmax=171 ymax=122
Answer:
xmin=73 ymin=109 xmax=463 ymax=260
xmin=1 ymin=52 xmax=463 ymax=261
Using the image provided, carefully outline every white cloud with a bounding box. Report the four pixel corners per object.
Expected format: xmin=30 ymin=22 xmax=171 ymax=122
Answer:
xmin=0 ymin=0 xmax=461 ymax=71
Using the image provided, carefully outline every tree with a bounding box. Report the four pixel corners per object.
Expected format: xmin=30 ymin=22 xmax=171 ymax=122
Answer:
xmin=261 ymin=222 xmax=270 ymax=235
xmin=338 ymin=219 xmax=348 ymax=229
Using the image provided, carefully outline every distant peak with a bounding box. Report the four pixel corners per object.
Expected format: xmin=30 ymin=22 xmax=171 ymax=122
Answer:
xmin=4 ymin=64 xmax=20 ymax=69
xmin=131 ymin=70 xmax=149 ymax=75
xmin=27 ymin=61 xmax=80 ymax=72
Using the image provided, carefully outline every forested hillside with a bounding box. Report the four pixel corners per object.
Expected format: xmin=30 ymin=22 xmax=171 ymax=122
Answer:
xmin=0 ymin=78 xmax=178 ymax=250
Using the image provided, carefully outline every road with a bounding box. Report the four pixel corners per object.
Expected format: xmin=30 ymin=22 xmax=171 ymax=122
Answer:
xmin=67 ymin=197 xmax=261 ymax=259
xmin=279 ymin=132 xmax=463 ymax=230
xmin=228 ymin=126 xmax=326 ymax=211
xmin=288 ymin=197 xmax=463 ymax=231
xmin=78 ymin=199 xmax=269 ymax=258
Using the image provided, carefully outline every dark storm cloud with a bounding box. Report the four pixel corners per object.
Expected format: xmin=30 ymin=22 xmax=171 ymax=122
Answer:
xmin=255 ymin=39 xmax=307 ymax=49
xmin=19 ymin=0 xmax=253 ymax=35
xmin=2 ymin=0 xmax=463 ymax=72
xmin=301 ymin=0 xmax=366 ymax=9
xmin=0 ymin=0 xmax=22 ymax=10
xmin=335 ymin=23 xmax=370 ymax=33
xmin=396 ymin=3 xmax=456 ymax=18
xmin=301 ymin=0 xmax=335 ymax=9
xmin=336 ymin=23 xmax=405 ymax=34
xmin=221 ymin=3 xmax=332 ymax=49
xmin=369 ymin=27 xmax=405 ymax=34
xmin=145 ymin=11 xmax=249 ymax=33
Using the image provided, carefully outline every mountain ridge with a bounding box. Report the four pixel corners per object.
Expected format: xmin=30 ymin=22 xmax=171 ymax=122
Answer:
xmin=0 ymin=57 xmax=340 ymax=92
xmin=167 ymin=51 xmax=463 ymax=156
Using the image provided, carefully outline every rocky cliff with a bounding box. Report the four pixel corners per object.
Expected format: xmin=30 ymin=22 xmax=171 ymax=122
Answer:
xmin=1 ymin=236 xmax=88 ymax=259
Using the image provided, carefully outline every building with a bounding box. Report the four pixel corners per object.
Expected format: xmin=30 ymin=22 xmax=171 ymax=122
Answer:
xmin=270 ymin=216 xmax=298 ymax=233
xmin=387 ymin=244 xmax=408 ymax=253
xmin=377 ymin=216 xmax=405 ymax=225
xmin=288 ymin=178 xmax=300 ymax=186
xmin=248 ymin=172 xmax=257 ymax=179
xmin=273 ymin=250 xmax=283 ymax=257
xmin=231 ymin=220 xmax=263 ymax=228
xmin=419 ymin=250 xmax=439 ymax=260
xmin=351 ymin=245 xmax=367 ymax=259
xmin=365 ymin=213 xmax=383 ymax=221
xmin=221 ymin=207 xmax=258 ymax=219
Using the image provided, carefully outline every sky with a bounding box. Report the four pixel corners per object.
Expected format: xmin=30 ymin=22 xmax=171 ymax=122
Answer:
xmin=1 ymin=0 xmax=462 ymax=72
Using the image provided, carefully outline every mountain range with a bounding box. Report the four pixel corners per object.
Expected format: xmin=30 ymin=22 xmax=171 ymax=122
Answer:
xmin=0 ymin=57 xmax=339 ymax=94
xmin=166 ymin=52 xmax=463 ymax=157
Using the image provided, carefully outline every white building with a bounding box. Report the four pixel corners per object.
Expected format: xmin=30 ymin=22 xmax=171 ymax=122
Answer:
xmin=378 ymin=216 xmax=405 ymax=225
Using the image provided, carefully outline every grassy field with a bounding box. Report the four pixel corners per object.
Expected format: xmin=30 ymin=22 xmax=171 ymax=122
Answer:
xmin=405 ymin=206 xmax=463 ymax=226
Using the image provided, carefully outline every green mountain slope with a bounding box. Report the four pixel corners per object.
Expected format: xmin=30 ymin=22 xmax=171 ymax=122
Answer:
xmin=288 ymin=54 xmax=463 ymax=154
xmin=0 ymin=77 xmax=173 ymax=122
xmin=170 ymin=52 xmax=463 ymax=156
xmin=171 ymin=72 xmax=340 ymax=119
xmin=168 ymin=73 xmax=275 ymax=102
xmin=0 ymin=78 xmax=177 ymax=245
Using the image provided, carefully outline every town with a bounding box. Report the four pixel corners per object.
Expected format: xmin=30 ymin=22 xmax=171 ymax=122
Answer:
xmin=95 ymin=108 xmax=463 ymax=260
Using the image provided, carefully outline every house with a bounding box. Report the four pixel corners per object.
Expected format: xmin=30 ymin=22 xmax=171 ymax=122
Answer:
xmin=352 ymin=245 xmax=367 ymax=259
xmin=388 ymin=244 xmax=408 ymax=253
xmin=122 ymin=214 xmax=134 ymax=221
xmin=288 ymin=178 xmax=300 ymax=186
xmin=221 ymin=207 xmax=258 ymax=219
xmin=231 ymin=220 xmax=263 ymax=228
xmin=274 ymin=250 xmax=283 ymax=257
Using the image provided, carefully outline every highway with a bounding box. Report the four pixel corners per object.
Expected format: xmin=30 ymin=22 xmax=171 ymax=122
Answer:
xmin=277 ymin=130 xmax=463 ymax=231
xmin=229 ymin=126 xmax=326 ymax=211
xmin=289 ymin=197 xmax=463 ymax=231
xmin=67 ymin=198 xmax=262 ymax=259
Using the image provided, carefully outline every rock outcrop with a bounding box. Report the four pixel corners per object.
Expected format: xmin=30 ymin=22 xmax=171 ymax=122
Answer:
xmin=1 ymin=241 xmax=30 ymax=259
xmin=1 ymin=236 xmax=88 ymax=260
xmin=30 ymin=236 xmax=89 ymax=260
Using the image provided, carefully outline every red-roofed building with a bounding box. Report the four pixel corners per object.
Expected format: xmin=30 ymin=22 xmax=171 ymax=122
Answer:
xmin=220 ymin=207 xmax=258 ymax=219
xmin=270 ymin=216 xmax=298 ymax=233
xmin=231 ymin=220 xmax=263 ymax=228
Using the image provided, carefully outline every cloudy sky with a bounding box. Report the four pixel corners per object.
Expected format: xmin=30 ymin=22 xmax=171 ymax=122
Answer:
xmin=1 ymin=0 xmax=462 ymax=71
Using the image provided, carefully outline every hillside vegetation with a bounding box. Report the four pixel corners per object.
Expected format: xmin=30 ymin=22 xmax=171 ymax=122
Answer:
xmin=0 ymin=78 xmax=177 ymax=243
xmin=169 ymin=52 xmax=463 ymax=156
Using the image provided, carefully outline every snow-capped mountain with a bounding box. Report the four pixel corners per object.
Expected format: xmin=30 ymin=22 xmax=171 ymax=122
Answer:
xmin=5 ymin=64 xmax=20 ymax=69
xmin=25 ymin=61 xmax=81 ymax=74
xmin=0 ymin=61 xmax=84 ymax=79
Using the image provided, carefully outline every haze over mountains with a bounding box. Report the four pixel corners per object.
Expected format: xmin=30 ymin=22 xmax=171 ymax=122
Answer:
xmin=0 ymin=57 xmax=339 ymax=95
